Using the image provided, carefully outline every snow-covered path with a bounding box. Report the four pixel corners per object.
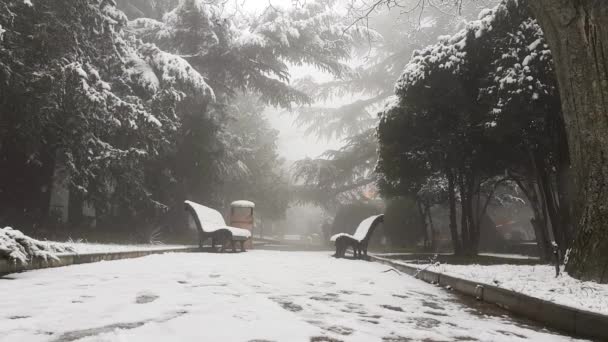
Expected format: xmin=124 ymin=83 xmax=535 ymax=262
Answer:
xmin=0 ymin=251 xmax=585 ymax=342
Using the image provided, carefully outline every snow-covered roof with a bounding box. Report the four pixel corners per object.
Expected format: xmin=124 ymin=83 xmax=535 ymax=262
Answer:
xmin=230 ymin=200 xmax=255 ymax=208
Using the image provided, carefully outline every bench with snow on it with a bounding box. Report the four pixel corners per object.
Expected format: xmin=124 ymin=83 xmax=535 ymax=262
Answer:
xmin=184 ymin=200 xmax=251 ymax=253
xmin=330 ymin=214 xmax=384 ymax=259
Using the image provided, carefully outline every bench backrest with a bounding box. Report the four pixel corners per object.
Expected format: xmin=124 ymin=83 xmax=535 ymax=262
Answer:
xmin=184 ymin=200 xmax=226 ymax=232
xmin=352 ymin=214 xmax=384 ymax=242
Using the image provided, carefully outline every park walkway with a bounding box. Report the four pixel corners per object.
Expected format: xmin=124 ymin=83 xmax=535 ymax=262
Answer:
xmin=0 ymin=251 xmax=586 ymax=341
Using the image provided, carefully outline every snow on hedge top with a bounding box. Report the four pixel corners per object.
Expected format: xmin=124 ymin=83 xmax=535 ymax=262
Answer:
xmin=0 ymin=227 xmax=75 ymax=265
xmin=395 ymin=3 xmax=500 ymax=92
xmin=330 ymin=214 xmax=383 ymax=242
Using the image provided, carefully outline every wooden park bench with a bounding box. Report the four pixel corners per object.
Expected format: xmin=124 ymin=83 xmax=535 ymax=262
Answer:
xmin=330 ymin=214 xmax=384 ymax=259
xmin=184 ymin=200 xmax=251 ymax=252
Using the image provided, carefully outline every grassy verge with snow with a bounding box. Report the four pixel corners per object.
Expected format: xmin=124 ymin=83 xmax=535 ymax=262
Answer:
xmin=399 ymin=261 xmax=608 ymax=316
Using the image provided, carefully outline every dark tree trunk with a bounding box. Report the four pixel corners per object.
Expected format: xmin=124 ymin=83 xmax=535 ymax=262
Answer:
xmin=467 ymin=174 xmax=480 ymax=255
xmin=513 ymin=176 xmax=552 ymax=261
xmin=529 ymin=1 xmax=608 ymax=282
xmin=416 ymin=201 xmax=430 ymax=249
xmin=459 ymin=176 xmax=468 ymax=254
xmin=458 ymin=169 xmax=482 ymax=256
xmin=555 ymin=115 xmax=575 ymax=253
xmin=533 ymin=151 xmax=569 ymax=257
xmin=458 ymin=171 xmax=470 ymax=254
xmin=68 ymin=186 xmax=84 ymax=228
xmin=426 ymin=204 xmax=435 ymax=250
xmin=446 ymin=169 xmax=462 ymax=255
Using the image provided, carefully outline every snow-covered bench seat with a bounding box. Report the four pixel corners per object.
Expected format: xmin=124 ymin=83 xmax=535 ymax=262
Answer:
xmin=330 ymin=214 xmax=384 ymax=259
xmin=184 ymin=200 xmax=251 ymax=252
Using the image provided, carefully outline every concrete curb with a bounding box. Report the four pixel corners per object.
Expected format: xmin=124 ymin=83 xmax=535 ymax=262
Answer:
xmin=371 ymin=255 xmax=608 ymax=341
xmin=0 ymin=247 xmax=199 ymax=277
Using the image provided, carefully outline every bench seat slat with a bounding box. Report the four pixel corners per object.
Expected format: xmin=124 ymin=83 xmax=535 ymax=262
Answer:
xmin=204 ymin=225 xmax=251 ymax=239
xmin=330 ymin=233 xmax=354 ymax=242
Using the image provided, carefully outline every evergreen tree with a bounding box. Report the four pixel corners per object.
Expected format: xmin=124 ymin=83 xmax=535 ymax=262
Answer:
xmin=292 ymin=1 xmax=495 ymax=209
xmin=0 ymin=0 xmax=213 ymax=232
xmin=377 ymin=0 xmax=564 ymax=256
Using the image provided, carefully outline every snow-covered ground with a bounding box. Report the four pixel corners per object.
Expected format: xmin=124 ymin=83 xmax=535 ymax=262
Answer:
xmin=398 ymin=261 xmax=608 ymax=316
xmin=0 ymin=251 xmax=585 ymax=341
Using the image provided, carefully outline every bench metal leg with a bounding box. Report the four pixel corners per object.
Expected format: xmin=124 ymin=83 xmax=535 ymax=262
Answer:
xmin=240 ymin=241 xmax=245 ymax=252
xmin=231 ymin=240 xmax=237 ymax=253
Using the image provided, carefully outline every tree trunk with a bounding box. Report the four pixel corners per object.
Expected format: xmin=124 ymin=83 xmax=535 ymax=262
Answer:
xmin=467 ymin=174 xmax=480 ymax=255
xmin=555 ymin=114 xmax=575 ymax=253
xmin=512 ymin=176 xmax=552 ymax=260
xmin=459 ymin=173 xmax=470 ymax=254
xmin=529 ymin=1 xmax=608 ymax=282
xmin=446 ymin=169 xmax=462 ymax=255
xmin=457 ymin=171 xmax=471 ymax=254
xmin=416 ymin=201 xmax=430 ymax=249
xmin=533 ymin=150 xmax=570 ymax=257
xmin=427 ymin=204 xmax=436 ymax=250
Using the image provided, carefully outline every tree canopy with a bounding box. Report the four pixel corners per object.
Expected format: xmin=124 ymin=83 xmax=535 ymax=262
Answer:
xmin=0 ymin=0 xmax=372 ymax=239
xmin=377 ymin=0 xmax=565 ymax=256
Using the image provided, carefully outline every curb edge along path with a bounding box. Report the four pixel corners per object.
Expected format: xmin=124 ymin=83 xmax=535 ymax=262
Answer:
xmin=0 ymin=247 xmax=200 ymax=277
xmin=371 ymin=255 xmax=608 ymax=341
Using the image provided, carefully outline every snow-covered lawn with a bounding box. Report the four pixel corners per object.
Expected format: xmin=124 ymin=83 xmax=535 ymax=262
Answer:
xmin=64 ymin=242 xmax=192 ymax=255
xmin=373 ymin=252 xmax=540 ymax=261
xmin=398 ymin=262 xmax=608 ymax=316
xmin=0 ymin=251 xmax=584 ymax=342
xmin=478 ymin=253 xmax=540 ymax=260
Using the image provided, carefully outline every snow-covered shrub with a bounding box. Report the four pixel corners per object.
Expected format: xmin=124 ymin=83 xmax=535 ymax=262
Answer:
xmin=0 ymin=227 xmax=74 ymax=265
